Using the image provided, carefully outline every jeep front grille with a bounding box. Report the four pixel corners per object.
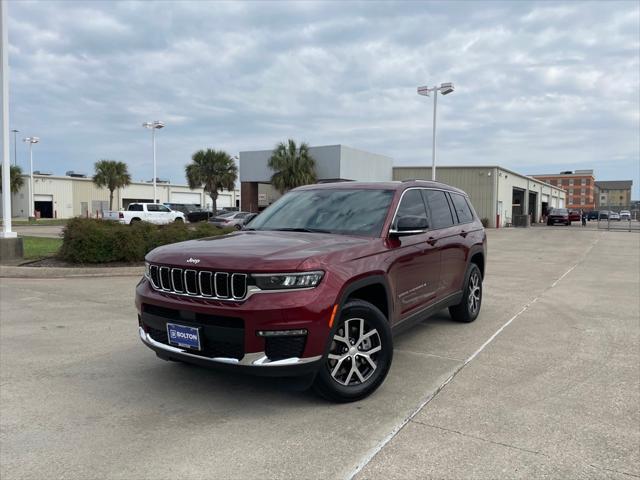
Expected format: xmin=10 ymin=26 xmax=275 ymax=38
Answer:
xmin=148 ymin=264 xmax=248 ymax=300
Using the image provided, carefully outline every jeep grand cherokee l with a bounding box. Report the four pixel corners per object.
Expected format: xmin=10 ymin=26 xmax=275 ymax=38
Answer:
xmin=136 ymin=180 xmax=486 ymax=402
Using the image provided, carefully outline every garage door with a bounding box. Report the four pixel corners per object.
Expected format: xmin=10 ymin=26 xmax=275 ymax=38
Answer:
xmin=171 ymin=192 xmax=201 ymax=205
xmin=216 ymin=195 xmax=232 ymax=208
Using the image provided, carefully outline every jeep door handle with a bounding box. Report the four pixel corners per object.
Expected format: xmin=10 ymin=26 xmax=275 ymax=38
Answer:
xmin=427 ymin=237 xmax=438 ymax=246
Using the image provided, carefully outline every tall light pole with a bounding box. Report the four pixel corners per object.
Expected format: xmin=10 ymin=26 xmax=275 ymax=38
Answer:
xmin=142 ymin=120 xmax=165 ymax=203
xmin=23 ymin=136 xmax=39 ymax=218
xmin=417 ymin=82 xmax=455 ymax=181
xmin=11 ymin=129 xmax=18 ymax=166
xmin=1 ymin=0 xmax=16 ymax=238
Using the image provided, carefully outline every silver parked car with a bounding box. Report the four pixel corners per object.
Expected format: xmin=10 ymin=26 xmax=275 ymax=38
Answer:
xmin=209 ymin=211 xmax=254 ymax=230
xmin=620 ymin=210 xmax=631 ymax=221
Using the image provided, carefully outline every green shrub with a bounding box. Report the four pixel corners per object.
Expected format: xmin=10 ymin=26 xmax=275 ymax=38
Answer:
xmin=59 ymin=218 xmax=232 ymax=264
xmin=480 ymin=217 xmax=490 ymax=228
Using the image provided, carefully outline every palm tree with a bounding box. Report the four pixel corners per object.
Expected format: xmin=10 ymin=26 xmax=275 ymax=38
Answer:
xmin=185 ymin=149 xmax=238 ymax=213
xmin=0 ymin=165 xmax=25 ymax=194
xmin=92 ymin=160 xmax=131 ymax=210
xmin=268 ymin=139 xmax=317 ymax=193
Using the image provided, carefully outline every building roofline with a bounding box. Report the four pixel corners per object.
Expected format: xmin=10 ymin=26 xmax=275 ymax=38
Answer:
xmin=392 ymin=165 xmax=564 ymax=192
xmin=22 ymin=173 xmax=240 ymax=191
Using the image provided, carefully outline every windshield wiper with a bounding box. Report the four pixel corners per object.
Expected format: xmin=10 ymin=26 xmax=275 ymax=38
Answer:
xmin=269 ymin=227 xmax=332 ymax=234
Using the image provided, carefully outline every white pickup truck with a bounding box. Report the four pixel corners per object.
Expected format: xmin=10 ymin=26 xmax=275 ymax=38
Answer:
xmin=103 ymin=203 xmax=186 ymax=225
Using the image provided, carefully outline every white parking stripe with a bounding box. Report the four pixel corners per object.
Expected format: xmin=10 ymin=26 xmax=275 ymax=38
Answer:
xmin=346 ymin=237 xmax=601 ymax=480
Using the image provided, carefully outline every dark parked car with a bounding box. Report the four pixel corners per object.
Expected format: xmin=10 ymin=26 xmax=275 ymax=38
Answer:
xmin=163 ymin=203 xmax=212 ymax=223
xmin=137 ymin=181 xmax=487 ymax=402
xmin=598 ymin=211 xmax=609 ymax=220
xmin=587 ymin=210 xmax=599 ymax=221
xmin=547 ymin=208 xmax=570 ymax=226
xmin=568 ymin=210 xmax=581 ymax=222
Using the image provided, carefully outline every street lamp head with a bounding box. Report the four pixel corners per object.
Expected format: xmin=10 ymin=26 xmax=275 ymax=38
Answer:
xmin=11 ymin=129 xmax=19 ymax=133
xmin=142 ymin=120 xmax=165 ymax=130
xmin=23 ymin=137 xmax=39 ymax=144
xmin=440 ymin=82 xmax=454 ymax=95
xmin=417 ymin=86 xmax=430 ymax=97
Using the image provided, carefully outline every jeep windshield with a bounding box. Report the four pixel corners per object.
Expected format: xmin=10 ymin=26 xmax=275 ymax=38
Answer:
xmin=248 ymin=188 xmax=395 ymax=237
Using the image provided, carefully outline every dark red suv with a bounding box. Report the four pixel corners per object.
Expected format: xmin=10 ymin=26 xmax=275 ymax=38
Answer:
xmin=136 ymin=181 xmax=486 ymax=402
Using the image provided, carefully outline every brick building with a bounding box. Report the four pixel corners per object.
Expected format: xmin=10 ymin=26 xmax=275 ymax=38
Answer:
xmin=532 ymin=170 xmax=596 ymax=210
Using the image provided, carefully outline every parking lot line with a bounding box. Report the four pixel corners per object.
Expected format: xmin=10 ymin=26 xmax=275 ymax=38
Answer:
xmin=347 ymin=236 xmax=602 ymax=480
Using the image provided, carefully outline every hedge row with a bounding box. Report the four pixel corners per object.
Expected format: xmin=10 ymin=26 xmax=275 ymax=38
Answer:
xmin=58 ymin=218 xmax=231 ymax=263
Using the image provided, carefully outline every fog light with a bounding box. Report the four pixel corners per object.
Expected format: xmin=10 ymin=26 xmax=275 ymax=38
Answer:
xmin=256 ymin=329 xmax=308 ymax=337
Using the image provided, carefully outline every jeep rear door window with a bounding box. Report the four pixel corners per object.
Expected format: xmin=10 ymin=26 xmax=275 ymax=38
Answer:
xmin=394 ymin=189 xmax=429 ymax=229
xmin=450 ymin=193 xmax=474 ymax=224
xmin=249 ymin=188 xmax=395 ymax=237
xmin=423 ymin=190 xmax=455 ymax=229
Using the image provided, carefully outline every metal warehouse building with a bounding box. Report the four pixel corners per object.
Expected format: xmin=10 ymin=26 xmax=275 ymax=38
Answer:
xmin=3 ymin=173 xmax=239 ymax=219
xmin=393 ymin=166 xmax=567 ymax=228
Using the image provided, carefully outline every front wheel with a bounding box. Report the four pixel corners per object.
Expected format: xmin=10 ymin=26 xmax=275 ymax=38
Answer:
xmin=313 ymin=300 xmax=393 ymax=403
xmin=174 ymin=217 xmax=184 ymax=223
xmin=449 ymin=263 xmax=482 ymax=323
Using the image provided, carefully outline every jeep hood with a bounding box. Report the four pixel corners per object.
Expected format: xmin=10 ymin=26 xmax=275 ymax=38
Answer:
xmin=145 ymin=230 xmax=373 ymax=271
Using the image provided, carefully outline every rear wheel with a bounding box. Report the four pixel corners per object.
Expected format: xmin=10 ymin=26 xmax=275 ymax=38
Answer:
xmin=449 ymin=263 xmax=482 ymax=323
xmin=313 ymin=300 xmax=392 ymax=403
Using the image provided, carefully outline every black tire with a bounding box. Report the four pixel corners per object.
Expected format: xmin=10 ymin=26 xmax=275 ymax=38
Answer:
xmin=566 ymin=221 xmax=570 ymax=226
xmin=449 ymin=263 xmax=482 ymax=323
xmin=312 ymin=300 xmax=393 ymax=403
xmin=130 ymin=218 xmax=141 ymax=225
xmin=175 ymin=217 xmax=184 ymax=223
xmin=234 ymin=224 xmax=242 ymax=230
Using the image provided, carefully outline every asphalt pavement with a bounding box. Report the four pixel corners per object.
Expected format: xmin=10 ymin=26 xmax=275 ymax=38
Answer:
xmin=0 ymin=227 xmax=638 ymax=479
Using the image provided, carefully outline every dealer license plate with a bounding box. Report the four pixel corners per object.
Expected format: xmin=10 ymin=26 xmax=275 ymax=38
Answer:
xmin=166 ymin=323 xmax=201 ymax=350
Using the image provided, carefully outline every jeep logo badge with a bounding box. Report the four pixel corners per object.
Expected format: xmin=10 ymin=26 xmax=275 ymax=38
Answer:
xmin=186 ymin=257 xmax=200 ymax=265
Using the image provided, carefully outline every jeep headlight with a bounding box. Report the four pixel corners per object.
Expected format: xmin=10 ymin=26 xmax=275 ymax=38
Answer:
xmin=144 ymin=262 xmax=150 ymax=279
xmin=252 ymin=271 xmax=324 ymax=290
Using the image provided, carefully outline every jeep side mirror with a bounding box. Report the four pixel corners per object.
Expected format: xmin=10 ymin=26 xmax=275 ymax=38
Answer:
xmin=390 ymin=216 xmax=428 ymax=236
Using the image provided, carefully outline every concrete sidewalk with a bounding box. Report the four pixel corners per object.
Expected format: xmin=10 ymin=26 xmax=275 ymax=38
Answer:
xmin=356 ymin=232 xmax=640 ymax=479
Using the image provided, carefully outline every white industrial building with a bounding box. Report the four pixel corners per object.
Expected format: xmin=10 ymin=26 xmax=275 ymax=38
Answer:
xmin=2 ymin=173 xmax=239 ymax=219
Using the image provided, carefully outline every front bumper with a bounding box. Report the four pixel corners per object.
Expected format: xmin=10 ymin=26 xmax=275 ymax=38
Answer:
xmin=139 ymin=327 xmax=322 ymax=376
xmin=136 ymin=275 xmax=341 ymax=376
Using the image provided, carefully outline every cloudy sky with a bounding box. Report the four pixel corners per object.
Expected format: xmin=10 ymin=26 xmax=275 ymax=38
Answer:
xmin=6 ymin=0 xmax=640 ymax=196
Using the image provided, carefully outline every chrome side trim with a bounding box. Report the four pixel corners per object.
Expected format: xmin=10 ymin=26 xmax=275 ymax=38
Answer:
xmin=139 ymin=327 xmax=321 ymax=367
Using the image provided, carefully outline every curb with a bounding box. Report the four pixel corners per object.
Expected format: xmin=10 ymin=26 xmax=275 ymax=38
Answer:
xmin=0 ymin=265 xmax=144 ymax=279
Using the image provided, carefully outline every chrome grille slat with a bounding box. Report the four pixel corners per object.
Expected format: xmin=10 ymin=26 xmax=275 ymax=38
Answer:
xmin=231 ymin=273 xmax=247 ymax=299
xmin=171 ymin=268 xmax=184 ymax=293
xmin=147 ymin=264 xmax=246 ymax=301
xmin=215 ymin=272 xmax=230 ymax=299
xmin=159 ymin=267 xmax=172 ymax=291
xmin=149 ymin=265 xmax=160 ymax=289
xmin=199 ymin=271 xmax=213 ymax=297
xmin=184 ymin=269 xmax=199 ymax=295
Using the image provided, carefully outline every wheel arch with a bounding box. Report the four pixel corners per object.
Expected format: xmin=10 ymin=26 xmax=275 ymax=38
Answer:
xmin=338 ymin=274 xmax=392 ymax=323
xmin=468 ymin=247 xmax=485 ymax=278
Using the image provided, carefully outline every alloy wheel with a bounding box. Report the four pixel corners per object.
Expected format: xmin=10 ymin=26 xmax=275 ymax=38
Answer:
xmin=468 ymin=271 xmax=481 ymax=314
xmin=327 ymin=318 xmax=381 ymax=386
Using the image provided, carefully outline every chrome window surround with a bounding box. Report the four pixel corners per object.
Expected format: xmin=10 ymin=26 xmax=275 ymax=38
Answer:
xmin=388 ymin=186 xmax=474 ymax=236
